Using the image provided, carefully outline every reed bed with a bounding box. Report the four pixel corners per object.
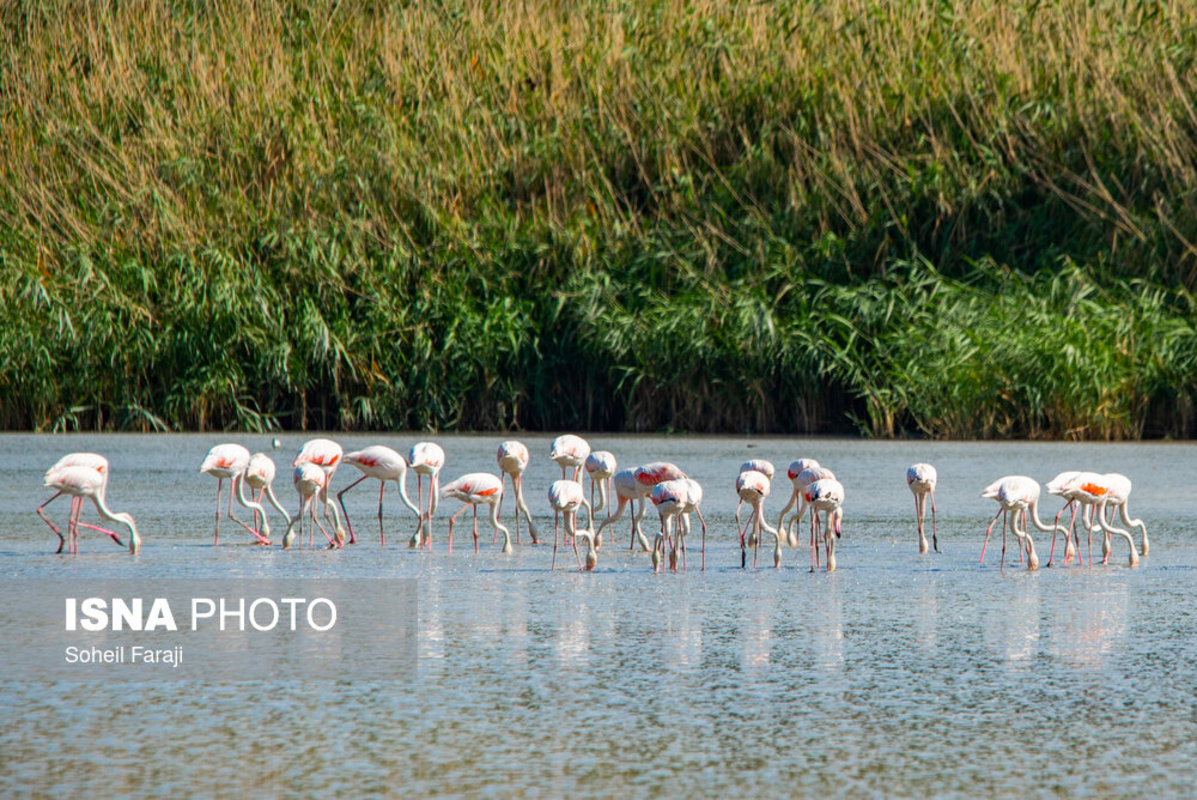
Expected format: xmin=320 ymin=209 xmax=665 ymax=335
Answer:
xmin=2 ymin=0 xmax=1197 ymax=437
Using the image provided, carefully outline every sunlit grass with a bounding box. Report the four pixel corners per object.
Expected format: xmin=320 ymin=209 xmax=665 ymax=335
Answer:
xmin=2 ymin=1 xmax=1196 ymax=437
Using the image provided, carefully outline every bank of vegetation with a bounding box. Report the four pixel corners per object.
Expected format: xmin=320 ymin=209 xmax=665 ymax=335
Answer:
xmin=3 ymin=1 xmax=1197 ymax=438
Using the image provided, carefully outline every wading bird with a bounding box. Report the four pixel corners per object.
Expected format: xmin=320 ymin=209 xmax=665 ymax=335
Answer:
xmin=585 ymin=450 xmax=618 ymax=514
xmin=1057 ymin=472 xmax=1142 ymax=568
xmin=245 ymin=452 xmax=292 ymax=534
xmin=548 ymin=479 xmax=591 ymax=572
xmin=338 ymin=446 xmax=422 ymax=546
xmin=906 ymin=462 xmax=938 ymax=553
xmin=979 ymin=476 xmax=1066 ymax=571
xmin=39 ymin=462 xmax=140 ymax=555
xmin=805 ymin=477 xmax=844 ymax=572
xmin=596 ymin=469 xmax=652 ymax=552
xmin=1045 ymin=471 xmax=1084 ymax=566
xmin=783 ymin=466 xmax=836 ymax=548
xmin=549 ymin=479 xmax=590 ymax=570
xmin=408 ymin=441 xmax=445 ymax=549
xmin=292 ymin=438 xmax=347 ymax=546
xmin=201 ymin=443 xmax=270 ymax=545
xmin=283 ymin=462 xmax=336 ymax=549
xmin=650 ymin=478 xmax=708 ymax=572
xmin=736 ymin=460 xmax=774 ymax=546
xmin=775 ymin=458 xmax=820 ymax=545
xmin=441 ymin=473 xmax=511 ymax=555
xmin=38 ymin=453 xmax=113 ymax=548
xmin=549 ymin=435 xmax=591 ymax=481
xmin=736 ymin=469 xmax=779 ymax=569
xmin=496 ymin=440 xmax=539 ymax=545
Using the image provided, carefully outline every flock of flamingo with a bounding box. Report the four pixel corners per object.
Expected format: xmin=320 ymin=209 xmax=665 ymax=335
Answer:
xmin=35 ymin=436 xmax=1149 ymax=573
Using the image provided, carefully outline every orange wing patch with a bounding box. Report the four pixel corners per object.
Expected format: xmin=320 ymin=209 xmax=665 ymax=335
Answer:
xmin=1080 ymin=483 xmax=1109 ymax=496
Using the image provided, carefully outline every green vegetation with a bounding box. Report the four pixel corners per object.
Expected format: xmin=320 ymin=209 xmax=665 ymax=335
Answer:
xmin=3 ymin=0 xmax=1197 ymax=438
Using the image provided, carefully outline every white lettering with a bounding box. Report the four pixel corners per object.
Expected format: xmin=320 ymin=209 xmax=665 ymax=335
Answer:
xmin=308 ymin=598 xmax=337 ymax=631
xmin=191 ymin=598 xmax=216 ymax=629
xmin=249 ymin=598 xmax=279 ymax=631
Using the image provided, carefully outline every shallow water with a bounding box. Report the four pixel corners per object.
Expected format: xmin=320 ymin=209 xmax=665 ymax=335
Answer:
xmin=1 ymin=433 xmax=1195 ymax=797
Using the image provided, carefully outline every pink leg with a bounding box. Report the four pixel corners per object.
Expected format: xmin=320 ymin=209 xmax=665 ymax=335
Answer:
xmin=36 ymin=491 xmax=67 ymax=553
xmin=213 ymin=478 xmax=224 ymax=545
xmin=69 ymin=496 xmax=84 ymax=554
xmin=980 ymin=506 xmax=1003 ymax=564
xmin=447 ymin=504 xmax=470 ymax=553
xmin=473 ymin=504 xmax=480 ymax=553
xmin=377 ymin=481 xmax=386 ymax=546
xmin=929 ymin=488 xmax=938 ymax=552
xmin=336 ymin=475 xmax=367 ymax=545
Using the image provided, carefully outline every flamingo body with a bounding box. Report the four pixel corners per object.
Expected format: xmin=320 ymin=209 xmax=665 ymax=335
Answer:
xmin=42 ymin=464 xmax=140 ymax=555
xmin=497 ymin=440 xmax=539 ymax=545
xmin=440 ymin=472 xmax=510 ymax=554
xmin=906 ymin=462 xmax=938 ymax=553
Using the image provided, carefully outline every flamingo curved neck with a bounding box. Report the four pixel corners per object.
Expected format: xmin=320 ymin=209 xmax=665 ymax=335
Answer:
xmin=90 ymin=492 xmax=140 ymax=554
xmin=395 ymin=473 xmax=422 ymax=517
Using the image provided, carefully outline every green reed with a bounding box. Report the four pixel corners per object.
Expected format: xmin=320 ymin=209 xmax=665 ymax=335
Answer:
xmin=2 ymin=1 xmax=1197 ymax=437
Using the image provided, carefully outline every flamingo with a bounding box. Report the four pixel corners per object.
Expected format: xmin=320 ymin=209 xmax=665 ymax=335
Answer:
xmin=596 ymin=469 xmax=651 ymax=552
xmin=775 ymin=458 xmax=820 ymax=543
xmin=978 ymin=476 xmax=1066 ymax=571
xmin=40 ymin=463 xmax=140 ymax=555
xmin=292 ymin=438 xmax=347 ymax=546
xmin=440 ymin=472 xmax=511 ymax=554
xmin=37 ymin=453 xmax=122 ymax=551
xmin=735 ymin=460 xmax=774 ymax=542
xmin=337 ymin=446 xmax=422 ymax=546
xmin=245 ymin=452 xmax=292 ymax=534
xmin=736 ymin=470 xmax=779 ymax=569
xmin=282 ymin=462 xmax=337 ymax=549
xmin=200 ymin=444 xmax=270 ymax=545
xmin=650 ymin=478 xmax=708 ymax=572
xmin=1045 ymin=471 xmax=1085 ymax=566
xmin=408 ymin=441 xmax=445 ymax=549
xmin=1097 ymin=473 xmax=1148 ymax=558
xmin=584 ymin=450 xmax=618 ymax=514
xmin=548 ymin=479 xmax=590 ymax=570
xmin=780 ymin=466 xmax=836 ymax=548
xmin=805 ymin=478 xmax=844 ymax=572
xmin=906 ymin=462 xmax=938 ymax=553
xmin=550 ymin=435 xmax=592 ymax=533
xmin=549 ymin=434 xmax=591 ymax=480
xmin=1058 ymin=473 xmax=1142 ymax=567
xmin=496 ymin=440 xmax=539 ymax=545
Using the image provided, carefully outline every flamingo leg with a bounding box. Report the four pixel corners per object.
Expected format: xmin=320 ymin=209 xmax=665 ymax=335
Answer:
xmin=552 ymin=507 xmax=560 ymax=571
xmin=67 ymin=496 xmax=83 ymax=554
xmin=36 ymin=491 xmax=67 ymax=553
xmin=753 ymin=506 xmax=761 ymax=569
xmin=446 ymin=503 xmax=470 ymax=554
xmin=377 ymin=480 xmax=388 ymax=546
xmin=336 ymin=475 xmax=368 ymax=545
xmin=213 ymin=477 xmax=225 ymax=545
xmin=508 ymin=474 xmax=520 ymax=544
xmin=570 ymin=513 xmax=584 ymax=571
xmin=473 ymin=503 xmax=480 ymax=553
xmin=980 ymin=505 xmax=1003 ymax=564
xmin=929 ymin=488 xmax=938 ymax=552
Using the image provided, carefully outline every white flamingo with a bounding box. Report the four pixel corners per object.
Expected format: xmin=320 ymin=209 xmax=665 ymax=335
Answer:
xmin=496 ymin=440 xmax=539 ymax=545
xmin=906 ymin=462 xmax=938 ymax=553
xmin=40 ymin=463 xmax=140 ymax=555
xmin=440 ymin=473 xmax=511 ymax=554
xmin=338 ymin=446 xmax=422 ymax=546
xmin=408 ymin=441 xmax=445 ymax=549
xmin=201 ymin=443 xmax=270 ymax=545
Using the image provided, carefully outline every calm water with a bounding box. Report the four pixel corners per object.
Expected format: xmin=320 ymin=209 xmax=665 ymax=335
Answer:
xmin=1 ymin=433 xmax=1195 ymax=798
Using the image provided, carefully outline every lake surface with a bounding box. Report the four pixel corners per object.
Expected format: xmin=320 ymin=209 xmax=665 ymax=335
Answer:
xmin=1 ymin=433 xmax=1195 ymax=798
